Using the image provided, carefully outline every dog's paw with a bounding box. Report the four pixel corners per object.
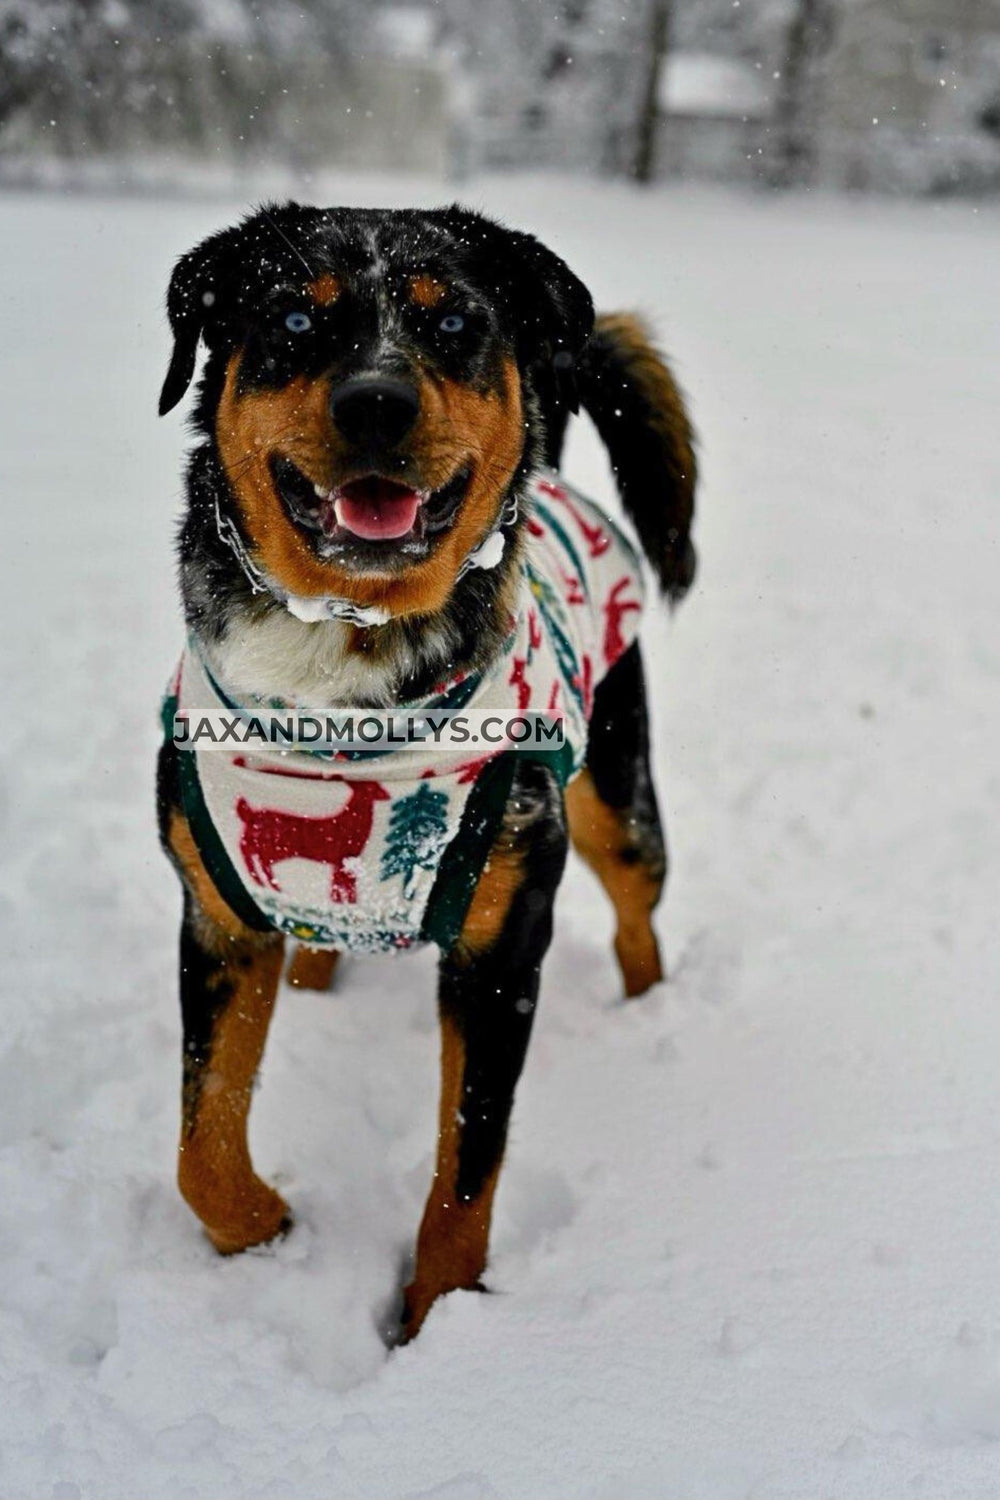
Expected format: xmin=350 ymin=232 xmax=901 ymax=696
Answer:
xmin=202 ymin=1184 xmax=293 ymax=1256
xmin=396 ymin=1277 xmax=488 ymax=1345
xmin=395 ymin=1283 xmax=429 ymax=1345
xmin=616 ymin=925 xmax=664 ymax=998
xmin=286 ymin=945 xmax=340 ymax=992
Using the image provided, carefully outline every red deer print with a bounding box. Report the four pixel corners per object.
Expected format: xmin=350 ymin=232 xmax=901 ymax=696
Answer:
xmin=573 ymin=654 xmax=594 ymax=718
xmin=509 ymin=656 xmax=531 ymax=711
xmin=235 ymin=781 xmax=390 ymax=902
xmin=422 ymin=752 xmax=501 ymax=785
xmin=561 ymin=569 xmax=586 ymax=606
xmin=454 ymin=752 xmax=500 ymax=784
xmin=537 ymin=479 xmax=610 ymax=557
xmin=603 ymin=577 xmax=642 ymax=666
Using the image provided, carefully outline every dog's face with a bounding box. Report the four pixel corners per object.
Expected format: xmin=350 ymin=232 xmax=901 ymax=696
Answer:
xmin=161 ymin=204 xmax=593 ymax=618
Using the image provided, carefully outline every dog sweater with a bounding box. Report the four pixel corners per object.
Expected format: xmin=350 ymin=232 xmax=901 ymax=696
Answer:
xmin=163 ymin=474 xmax=644 ymax=955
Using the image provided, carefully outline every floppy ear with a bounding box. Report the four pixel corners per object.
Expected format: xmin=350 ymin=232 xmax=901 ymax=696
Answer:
xmin=436 ymin=209 xmax=594 ymax=405
xmin=496 ymin=225 xmax=595 ymax=363
xmin=158 ymin=225 xmax=241 ymax=416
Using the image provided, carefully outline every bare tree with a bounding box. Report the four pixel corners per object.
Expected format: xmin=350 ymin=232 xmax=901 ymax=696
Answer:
xmin=0 ymin=0 xmax=370 ymax=166
xmin=632 ymin=0 xmax=671 ymax=184
xmin=768 ymin=0 xmax=838 ymax=188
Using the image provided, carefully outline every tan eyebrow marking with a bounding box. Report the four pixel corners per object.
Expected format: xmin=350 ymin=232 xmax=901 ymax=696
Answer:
xmin=409 ymin=273 xmax=448 ymax=308
xmin=309 ymin=273 xmax=342 ymax=305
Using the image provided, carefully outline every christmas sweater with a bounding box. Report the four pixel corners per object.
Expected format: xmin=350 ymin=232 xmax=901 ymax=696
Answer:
xmin=163 ymin=473 xmax=645 ymax=955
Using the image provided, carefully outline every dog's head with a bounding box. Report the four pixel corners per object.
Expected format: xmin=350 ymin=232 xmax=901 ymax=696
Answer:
xmin=160 ymin=203 xmax=593 ymax=619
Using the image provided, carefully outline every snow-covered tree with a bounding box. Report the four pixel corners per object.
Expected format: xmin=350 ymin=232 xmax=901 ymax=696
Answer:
xmin=0 ymin=0 xmax=368 ymax=164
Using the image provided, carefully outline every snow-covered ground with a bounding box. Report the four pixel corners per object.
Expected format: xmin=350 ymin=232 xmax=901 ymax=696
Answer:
xmin=2 ymin=171 xmax=999 ymax=1499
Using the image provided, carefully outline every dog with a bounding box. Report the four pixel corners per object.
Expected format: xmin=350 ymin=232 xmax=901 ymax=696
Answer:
xmin=156 ymin=202 xmax=697 ymax=1340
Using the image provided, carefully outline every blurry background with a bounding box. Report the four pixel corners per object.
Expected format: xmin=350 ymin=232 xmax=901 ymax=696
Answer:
xmin=3 ymin=0 xmax=1000 ymax=197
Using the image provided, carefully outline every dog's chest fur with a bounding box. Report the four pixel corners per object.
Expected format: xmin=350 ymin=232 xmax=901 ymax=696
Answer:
xmin=204 ymin=604 xmax=460 ymax=710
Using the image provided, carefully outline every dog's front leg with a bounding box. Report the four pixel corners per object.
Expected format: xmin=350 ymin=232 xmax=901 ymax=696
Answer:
xmin=401 ymin=763 xmax=568 ymax=1341
xmin=175 ymin=890 xmax=288 ymax=1255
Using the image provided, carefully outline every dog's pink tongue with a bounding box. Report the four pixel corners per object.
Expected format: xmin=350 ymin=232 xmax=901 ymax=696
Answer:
xmin=329 ymin=479 xmax=421 ymax=541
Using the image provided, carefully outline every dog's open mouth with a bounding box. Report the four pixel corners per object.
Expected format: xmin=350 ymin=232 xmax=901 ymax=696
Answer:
xmin=271 ymin=458 xmax=470 ymax=551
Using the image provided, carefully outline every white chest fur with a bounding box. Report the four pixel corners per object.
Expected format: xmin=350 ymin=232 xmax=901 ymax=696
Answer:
xmin=203 ymin=603 xmax=457 ymax=709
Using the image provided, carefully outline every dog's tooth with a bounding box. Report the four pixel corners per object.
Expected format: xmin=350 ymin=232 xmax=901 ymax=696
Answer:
xmin=313 ymin=483 xmax=327 ymax=499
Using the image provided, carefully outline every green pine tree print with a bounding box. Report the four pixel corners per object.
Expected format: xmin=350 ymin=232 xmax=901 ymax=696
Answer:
xmin=379 ymin=782 xmax=450 ymax=900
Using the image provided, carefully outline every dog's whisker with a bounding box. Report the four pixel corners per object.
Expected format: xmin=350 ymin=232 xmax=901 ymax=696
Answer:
xmin=260 ymin=206 xmax=318 ymax=281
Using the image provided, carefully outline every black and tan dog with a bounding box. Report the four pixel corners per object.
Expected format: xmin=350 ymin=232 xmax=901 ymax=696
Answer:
xmin=156 ymin=203 xmax=696 ymax=1340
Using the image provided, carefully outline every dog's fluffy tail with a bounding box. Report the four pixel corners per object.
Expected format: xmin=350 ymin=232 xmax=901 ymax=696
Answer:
xmin=577 ymin=312 xmax=697 ymax=603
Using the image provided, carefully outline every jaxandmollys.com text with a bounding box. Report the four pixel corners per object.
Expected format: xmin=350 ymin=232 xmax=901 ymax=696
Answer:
xmin=172 ymin=709 xmax=564 ymax=753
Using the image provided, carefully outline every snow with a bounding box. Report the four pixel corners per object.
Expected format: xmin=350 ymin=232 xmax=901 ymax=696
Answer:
xmin=2 ymin=171 xmax=1000 ymax=1498
xmin=373 ymin=7 xmax=439 ymax=61
xmin=659 ymin=53 xmax=773 ymax=120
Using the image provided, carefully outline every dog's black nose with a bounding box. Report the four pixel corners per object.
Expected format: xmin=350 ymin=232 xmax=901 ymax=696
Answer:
xmin=330 ymin=378 xmax=420 ymax=450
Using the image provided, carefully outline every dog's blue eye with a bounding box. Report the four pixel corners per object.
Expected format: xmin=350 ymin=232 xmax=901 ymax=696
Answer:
xmin=285 ymin=311 xmax=312 ymax=334
xmin=439 ymin=313 xmax=464 ymax=334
